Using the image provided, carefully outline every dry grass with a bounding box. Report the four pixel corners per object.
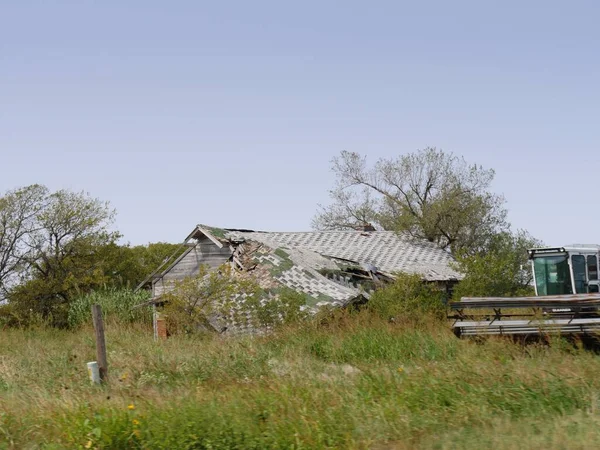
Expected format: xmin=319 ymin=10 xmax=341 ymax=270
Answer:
xmin=1 ymin=314 xmax=600 ymax=449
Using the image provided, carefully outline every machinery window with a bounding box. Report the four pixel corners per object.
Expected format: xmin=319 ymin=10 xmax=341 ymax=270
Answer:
xmin=587 ymin=255 xmax=598 ymax=280
xmin=533 ymin=255 xmax=573 ymax=296
xmin=572 ymin=255 xmax=587 ymax=294
xmin=588 ymin=255 xmax=599 ymax=293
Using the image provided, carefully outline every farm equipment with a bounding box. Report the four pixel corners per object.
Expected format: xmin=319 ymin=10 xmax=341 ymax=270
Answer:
xmin=450 ymin=245 xmax=600 ymax=337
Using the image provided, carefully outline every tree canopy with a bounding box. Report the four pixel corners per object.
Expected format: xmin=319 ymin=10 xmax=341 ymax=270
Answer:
xmin=313 ymin=148 xmax=509 ymax=255
xmin=0 ymin=184 xmax=49 ymax=296
xmin=451 ymin=230 xmax=543 ymax=299
xmin=0 ymin=184 xmax=181 ymax=326
xmin=7 ymin=189 xmax=118 ymax=324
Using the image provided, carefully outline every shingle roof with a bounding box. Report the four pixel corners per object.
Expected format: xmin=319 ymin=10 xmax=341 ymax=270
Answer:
xmin=240 ymin=242 xmax=359 ymax=306
xmin=146 ymin=225 xmax=463 ymax=335
xmin=225 ymin=229 xmax=461 ymax=281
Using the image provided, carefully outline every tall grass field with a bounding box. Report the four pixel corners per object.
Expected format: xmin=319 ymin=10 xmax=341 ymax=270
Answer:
xmin=2 ymin=304 xmax=600 ymax=449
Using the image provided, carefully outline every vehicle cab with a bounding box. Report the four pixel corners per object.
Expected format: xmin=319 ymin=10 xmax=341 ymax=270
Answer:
xmin=528 ymin=245 xmax=600 ymax=296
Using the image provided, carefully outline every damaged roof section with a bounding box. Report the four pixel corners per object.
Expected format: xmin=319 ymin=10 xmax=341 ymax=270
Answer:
xmin=231 ymin=239 xmax=362 ymax=308
xmin=143 ymin=224 xmax=462 ymax=333
xmin=223 ymin=227 xmax=462 ymax=282
xmin=188 ymin=224 xmax=462 ymax=296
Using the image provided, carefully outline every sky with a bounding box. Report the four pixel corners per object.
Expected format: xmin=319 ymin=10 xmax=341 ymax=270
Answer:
xmin=1 ymin=1 xmax=599 ymax=247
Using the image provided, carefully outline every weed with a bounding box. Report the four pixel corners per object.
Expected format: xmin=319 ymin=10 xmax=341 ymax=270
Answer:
xmin=2 ymin=312 xmax=600 ymax=448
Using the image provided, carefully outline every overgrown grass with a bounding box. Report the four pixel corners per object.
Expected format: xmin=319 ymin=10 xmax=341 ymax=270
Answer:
xmin=68 ymin=288 xmax=152 ymax=328
xmin=2 ymin=312 xmax=600 ymax=449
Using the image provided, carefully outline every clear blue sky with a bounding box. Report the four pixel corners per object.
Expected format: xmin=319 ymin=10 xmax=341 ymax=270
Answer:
xmin=1 ymin=1 xmax=599 ymax=246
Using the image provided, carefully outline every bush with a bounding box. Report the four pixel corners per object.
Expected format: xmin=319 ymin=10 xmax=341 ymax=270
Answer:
xmin=0 ymin=302 xmax=24 ymax=328
xmin=452 ymin=230 xmax=540 ymax=299
xmin=0 ymin=302 xmax=53 ymax=329
xmin=67 ymin=288 xmax=152 ymax=328
xmin=367 ymin=273 xmax=446 ymax=323
xmin=246 ymin=287 xmax=310 ymax=329
xmin=161 ymin=265 xmax=263 ymax=335
xmin=161 ymin=265 xmax=312 ymax=335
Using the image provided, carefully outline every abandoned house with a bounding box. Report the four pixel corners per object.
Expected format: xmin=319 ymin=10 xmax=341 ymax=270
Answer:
xmin=139 ymin=224 xmax=462 ymax=335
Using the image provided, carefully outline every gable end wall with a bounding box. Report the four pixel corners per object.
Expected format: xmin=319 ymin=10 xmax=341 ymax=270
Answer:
xmin=152 ymin=237 xmax=232 ymax=297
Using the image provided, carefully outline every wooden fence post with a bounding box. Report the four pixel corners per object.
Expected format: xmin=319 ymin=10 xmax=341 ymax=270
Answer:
xmin=91 ymin=304 xmax=108 ymax=382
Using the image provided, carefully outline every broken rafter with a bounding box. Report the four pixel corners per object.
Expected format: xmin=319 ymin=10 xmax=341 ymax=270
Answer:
xmin=232 ymin=256 xmax=247 ymax=271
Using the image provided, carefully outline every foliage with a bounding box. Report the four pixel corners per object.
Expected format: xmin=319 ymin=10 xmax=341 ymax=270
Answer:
xmin=161 ymin=265 xmax=311 ymax=334
xmin=0 ymin=184 xmax=49 ymax=296
xmin=0 ymin=185 xmax=181 ymax=328
xmin=313 ymin=148 xmax=508 ymax=255
xmin=2 ymin=315 xmax=600 ymax=448
xmin=0 ymin=302 xmax=31 ymax=328
xmin=161 ymin=264 xmax=262 ymax=334
xmin=244 ymin=287 xmax=310 ymax=329
xmin=67 ymin=288 xmax=152 ymax=328
xmin=277 ymin=287 xmax=311 ymax=324
xmin=452 ymin=230 xmax=542 ymax=299
xmin=367 ymin=273 xmax=447 ymax=322
xmin=96 ymin=241 xmax=184 ymax=289
xmin=7 ymin=189 xmax=117 ymax=326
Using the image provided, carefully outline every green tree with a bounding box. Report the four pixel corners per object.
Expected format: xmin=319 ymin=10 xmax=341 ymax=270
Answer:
xmin=0 ymin=185 xmax=49 ymax=296
xmin=9 ymin=190 xmax=117 ymax=326
xmin=313 ymin=148 xmax=508 ymax=255
xmin=451 ymin=230 xmax=542 ymax=299
xmin=97 ymin=241 xmax=184 ymax=289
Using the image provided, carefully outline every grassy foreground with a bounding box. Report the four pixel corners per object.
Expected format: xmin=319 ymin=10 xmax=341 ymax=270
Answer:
xmin=2 ymin=314 xmax=600 ymax=449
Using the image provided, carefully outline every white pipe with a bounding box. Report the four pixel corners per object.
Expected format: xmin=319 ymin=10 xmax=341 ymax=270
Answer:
xmin=87 ymin=361 xmax=101 ymax=384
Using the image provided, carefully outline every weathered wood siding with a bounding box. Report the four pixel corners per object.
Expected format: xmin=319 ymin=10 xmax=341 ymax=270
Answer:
xmin=152 ymin=237 xmax=232 ymax=297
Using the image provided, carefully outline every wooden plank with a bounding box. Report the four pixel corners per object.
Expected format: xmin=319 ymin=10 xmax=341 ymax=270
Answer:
xmin=196 ymin=226 xmax=224 ymax=248
xmin=454 ymin=318 xmax=600 ymax=327
xmin=451 ymin=301 xmax=600 ymax=310
xmin=458 ymin=325 xmax=600 ymax=336
xmin=134 ymin=242 xmax=190 ymax=291
xmin=154 ymin=246 xmax=196 ymax=278
xmin=161 ymin=244 xmax=232 ymax=280
xmin=450 ymin=294 xmax=600 ymax=310
xmin=458 ymin=293 xmax=600 ymax=303
xmin=91 ymin=305 xmax=108 ymax=382
xmin=233 ymin=256 xmax=246 ymax=271
xmin=453 ymin=317 xmax=600 ymax=336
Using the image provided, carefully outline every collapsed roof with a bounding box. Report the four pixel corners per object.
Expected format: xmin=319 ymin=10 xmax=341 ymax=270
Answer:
xmin=140 ymin=224 xmax=462 ymax=333
xmin=190 ymin=224 xmax=460 ymax=302
xmin=219 ymin=227 xmax=462 ymax=282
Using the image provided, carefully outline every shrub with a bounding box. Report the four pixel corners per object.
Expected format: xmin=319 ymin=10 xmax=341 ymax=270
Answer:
xmin=161 ymin=264 xmax=263 ymax=335
xmin=67 ymin=288 xmax=152 ymax=328
xmin=367 ymin=273 xmax=446 ymax=323
xmin=0 ymin=301 xmax=52 ymax=329
xmin=452 ymin=230 xmax=540 ymax=299
xmin=246 ymin=287 xmax=310 ymax=329
xmin=161 ymin=266 xmax=311 ymax=335
xmin=0 ymin=302 xmax=24 ymax=328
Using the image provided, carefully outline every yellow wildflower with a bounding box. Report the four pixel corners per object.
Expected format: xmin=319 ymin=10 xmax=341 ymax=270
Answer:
xmin=85 ymin=440 xmax=93 ymax=449
xmin=397 ymin=367 xmax=404 ymax=374
xmin=132 ymin=419 xmax=140 ymax=426
xmin=128 ymin=404 xmax=135 ymax=410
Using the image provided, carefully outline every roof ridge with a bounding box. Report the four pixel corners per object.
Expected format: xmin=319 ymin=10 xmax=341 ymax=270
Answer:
xmin=240 ymin=230 xmax=398 ymax=234
xmin=198 ymin=224 xmax=400 ymax=235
